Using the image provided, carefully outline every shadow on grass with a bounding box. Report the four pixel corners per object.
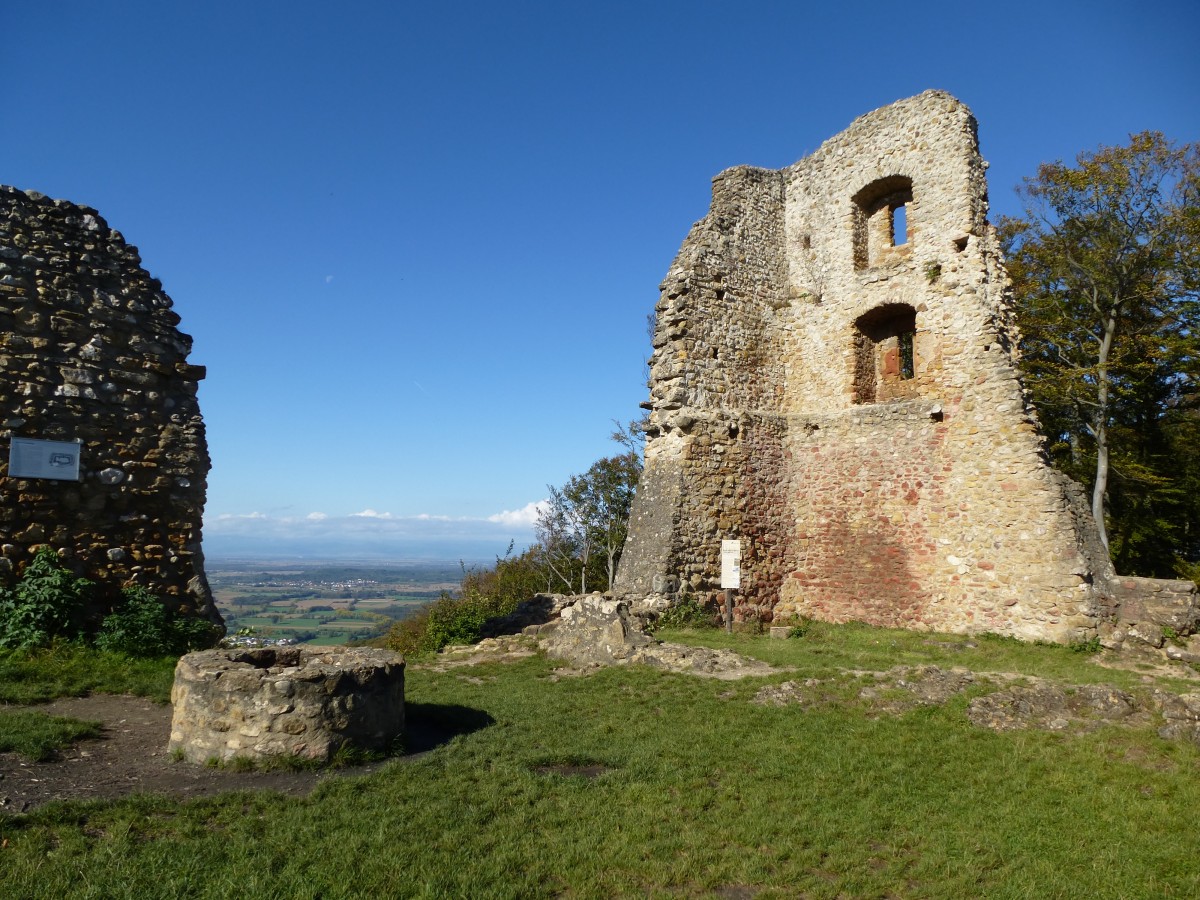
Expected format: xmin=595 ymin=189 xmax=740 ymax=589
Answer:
xmin=403 ymin=702 xmax=495 ymax=756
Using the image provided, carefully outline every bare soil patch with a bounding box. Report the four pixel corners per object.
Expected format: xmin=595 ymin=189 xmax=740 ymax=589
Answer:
xmin=0 ymin=694 xmax=462 ymax=814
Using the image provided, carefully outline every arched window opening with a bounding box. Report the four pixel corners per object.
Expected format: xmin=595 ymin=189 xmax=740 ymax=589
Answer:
xmin=892 ymin=203 xmax=908 ymax=246
xmin=852 ymin=304 xmax=918 ymax=404
xmin=852 ymin=176 xmax=914 ymax=269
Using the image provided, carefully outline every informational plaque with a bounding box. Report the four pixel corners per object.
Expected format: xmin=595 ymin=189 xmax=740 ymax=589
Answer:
xmin=8 ymin=437 xmax=82 ymax=481
xmin=720 ymin=539 xmax=742 ymax=590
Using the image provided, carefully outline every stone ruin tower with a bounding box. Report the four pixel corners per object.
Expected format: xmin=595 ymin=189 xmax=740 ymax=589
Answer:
xmin=0 ymin=185 xmax=221 ymax=626
xmin=615 ymin=91 xmax=1121 ymax=643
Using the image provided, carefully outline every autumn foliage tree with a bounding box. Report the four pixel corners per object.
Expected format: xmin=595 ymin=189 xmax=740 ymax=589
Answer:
xmin=1000 ymin=132 xmax=1200 ymax=577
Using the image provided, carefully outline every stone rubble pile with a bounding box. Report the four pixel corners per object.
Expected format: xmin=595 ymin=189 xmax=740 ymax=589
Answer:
xmin=750 ymin=663 xmax=1200 ymax=747
xmin=482 ymin=595 xmax=782 ymax=681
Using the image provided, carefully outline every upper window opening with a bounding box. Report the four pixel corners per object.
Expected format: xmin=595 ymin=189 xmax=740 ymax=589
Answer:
xmin=852 ymin=176 xmax=914 ymax=269
xmin=892 ymin=203 xmax=908 ymax=246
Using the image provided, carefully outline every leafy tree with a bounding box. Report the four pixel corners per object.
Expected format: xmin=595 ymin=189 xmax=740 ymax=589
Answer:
xmin=999 ymin=132 xmax=1200 ymax=574
xmin=536 ymin=451 xmax=642 ymax=593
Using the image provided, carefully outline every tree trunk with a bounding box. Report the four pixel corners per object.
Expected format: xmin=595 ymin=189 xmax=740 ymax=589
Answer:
xmin=1093 ymin=429 xmax=1110 ymax=550
xmin=605 ymin=542 xmax=618 ymax=592
xmin=1092 ymin=308 xmax=1118 ymax=551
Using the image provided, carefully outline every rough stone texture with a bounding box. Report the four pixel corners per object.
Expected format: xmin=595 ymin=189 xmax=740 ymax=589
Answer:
xmin=169 ymin=647 xmax=405 ymax=763
xmin=1104 ymin=578 xmax=1200 ymax=648
xmin=615 ymin=91 xmax=1187 ymax=644
xmin=752 ymin=665 xmax=1190 ymax=741
xmin=966 ymin=682 xmax=1141 ymax=733
xmin=753 ymin=665 xmax=979 ymax=712
xmin=536 ymin=595 xmax=657 ymax=667
xmin=534 ymin=594 xmax=780 ymax=679
xmin=0 ymin=186 xmax=218 ymax=624
xmin=1152 ymin=689 xmax=1200 ymax=745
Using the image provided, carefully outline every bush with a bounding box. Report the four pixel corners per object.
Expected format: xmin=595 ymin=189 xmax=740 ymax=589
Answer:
xmin=459 ymin=544 xmax=548 ymax=611
xmin=0 ymin=547 xmax=93 ymax=649
xmin=95 ymin=585 xmax=219 ymax=657
xmin=385 ymin=588 xmax=520 ymax=655
xmin=655 ymin=596 xmax=717 ymax=630
xmin=0 ymin=549 xmax=218 ymax=657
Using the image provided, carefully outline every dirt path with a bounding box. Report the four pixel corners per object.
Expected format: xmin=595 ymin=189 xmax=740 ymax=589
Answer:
xmin=0 ymin=695 xmax=457 ymax=814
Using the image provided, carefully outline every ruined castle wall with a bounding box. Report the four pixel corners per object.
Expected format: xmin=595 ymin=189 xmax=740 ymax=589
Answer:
xmin=616 ymin=167 xmax=797 ymax=606
xmin=617 ymin=92 xmax=1116 ymax=642
xmin=0 ymin=186 xmax=219 ymax=625
xmin=772 ymin=93 xmax=1110 ymax=641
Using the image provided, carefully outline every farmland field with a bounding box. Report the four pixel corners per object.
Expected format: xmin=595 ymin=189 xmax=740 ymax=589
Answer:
xmin=207 ymin=558 xmax=465 ymax=645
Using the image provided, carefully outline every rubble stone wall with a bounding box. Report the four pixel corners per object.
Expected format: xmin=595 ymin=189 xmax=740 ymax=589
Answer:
xmin=616 ymin=92 xmax=1129 ymax=642
xmin=0 ymin=185 xmax=218 ymax=624
xmin=619 ymin=167 xmax=797 ymax=610
xmin=169 ymin=647 xmax=406 ymax=763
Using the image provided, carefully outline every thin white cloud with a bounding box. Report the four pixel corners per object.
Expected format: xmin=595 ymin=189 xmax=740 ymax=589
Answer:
xmin=204 ymin=508 xmax=540 ymax=559
xmin=205 ymin=511 xmax=540 ymax=554
xmin=324 ymin=275 xmax=334 ymax=284
xmin=487 ymin=500 xmax=548 ymax=528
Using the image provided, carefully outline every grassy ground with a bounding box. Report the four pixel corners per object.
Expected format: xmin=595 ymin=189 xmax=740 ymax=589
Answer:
xmin=0 ymin=711 xmax=103 ymax=762
xmin=1 ymin=625 xmax=1198 ymax=898
xmin=0 ymin=645 xmax=176 ymax=705
xmin=0 ymin=646 xmax=176 ymax=762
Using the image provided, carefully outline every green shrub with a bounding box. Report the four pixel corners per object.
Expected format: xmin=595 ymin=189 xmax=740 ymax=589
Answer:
xmin=384 ymin=588 xmax=519 ymax=655
xmin=780 ymin=616 xmax=814 ymax=638
xmin=383 ymin=605 xmax=433 ymax=655
xmin=459 ymin=544 xmax=546 ymax=611
xmin=655 ymin=596 xmax=716 ymax=629
xmin=95 ymin=585 xmax=219 ymax=657
xmin=1068 ymin=635 xmax=1102 ymax=654
xmin=0 ymin=547 xmax=93 ymax=649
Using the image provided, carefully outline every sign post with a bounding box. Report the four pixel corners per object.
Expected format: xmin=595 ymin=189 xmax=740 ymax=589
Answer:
xmin=720 ymin=539 xmax=741 ymax=634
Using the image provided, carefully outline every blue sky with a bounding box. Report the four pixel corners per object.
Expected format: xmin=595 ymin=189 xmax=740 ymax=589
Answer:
xmin=5 ymin=1 xmax=1198 ymax=560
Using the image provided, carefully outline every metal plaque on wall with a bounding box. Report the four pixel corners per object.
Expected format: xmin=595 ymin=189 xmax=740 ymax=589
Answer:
xmin=8 ymin=437 xmax=82 ymax=481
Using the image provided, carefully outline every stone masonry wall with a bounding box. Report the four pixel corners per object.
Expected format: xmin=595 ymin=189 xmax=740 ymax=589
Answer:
xmin=0 ymin=185 xmax=219 ymax=625
xmin=618 ymin=166 xmax=797 ymax=610
xmin=616 ymin=92 xmax=1125 ymax=643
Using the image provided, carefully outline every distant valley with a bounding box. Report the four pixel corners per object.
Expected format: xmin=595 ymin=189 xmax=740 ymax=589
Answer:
xmin=206 ymin=558 xmax=465 ymax=645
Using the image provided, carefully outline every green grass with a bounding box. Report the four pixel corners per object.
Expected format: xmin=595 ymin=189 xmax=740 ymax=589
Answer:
xmin=303 ymin=634 xmax=351 ymax=646
xmin=0 ymin=710 xmax=103 ymax=761
xmin=0 ymin=644 xmax=178 ymax=705
xmin=1 ymin=625 xmax=1198 ymax=897
xmin=657 ymin=620 xmax=1184 ymax=690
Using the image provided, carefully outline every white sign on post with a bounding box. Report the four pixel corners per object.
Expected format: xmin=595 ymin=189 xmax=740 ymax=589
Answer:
xmin=720 ymin=539 xmax=742 ymax=590
xmin=8 ymin=437 xmax=82 ymax=481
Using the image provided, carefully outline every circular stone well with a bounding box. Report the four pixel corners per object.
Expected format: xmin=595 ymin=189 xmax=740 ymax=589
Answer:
xmin=168 ymin=646 xmax=405 ymax=764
